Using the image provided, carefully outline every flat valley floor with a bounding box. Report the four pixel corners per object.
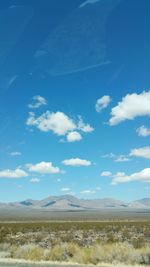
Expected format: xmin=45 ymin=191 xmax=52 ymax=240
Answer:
xmin=0 ymin=207 xmax=150 ymax=221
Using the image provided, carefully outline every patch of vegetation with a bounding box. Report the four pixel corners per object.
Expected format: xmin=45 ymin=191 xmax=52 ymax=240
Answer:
xmin=0 ymin=221 xmax=149 ymax=265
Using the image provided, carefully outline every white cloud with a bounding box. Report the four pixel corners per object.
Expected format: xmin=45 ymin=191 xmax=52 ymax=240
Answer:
xmin=28 ymin=95 xmax=47 ymax=109
xmin=114 ymin=155 xmax=130 ymax=162
xmin=100 ymin=171 xmax=112 ymax=177
xmin=112 ymin=168 xmax=150 ymax=184
xmin=26 ymin=111 xmax=94 ymax=142
xmin=66 ymin=131 xmax=82 ymax=142
xmin=30 ymin=178 xmax=40 ymax=183
xmin=62 ymin=158 xmax=92 ymax=167
xmin=26 ymin=111 xmax=76 ymax=136
xmin=61 ymin=188 xmax=71 ymax=192
xmin=27 ymin=161 xmax=61 ymax=174
xmin=26 ymin=112 xmax=36 ymax=126
xmin=80 ymin=190 xmax=96 ymax=194
xmin=136 ymin=125 xmax=150 ymax=137
xmin=78 ymin=117 xmax=94 ymax=133
xmin=109 ymin=91 xmax=150 ymax=125
xmin=95 ymin=95 xmax=111 ymax=112
xmin=130 ymin=146 xmax=150 ymax=159
xmin=103 ymin=147 xmax=150 ymax=162
xmin=9 ymin=151 xmax=21 ymax=156
xmin=79 ymin=0 xmax=101 ymax=8
xmin=0 ymin=168 xmax=28 ymax=179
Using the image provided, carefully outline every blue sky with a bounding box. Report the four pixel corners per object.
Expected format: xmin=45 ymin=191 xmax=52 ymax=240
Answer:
xmin=0 ymin=0 xmax=150 ymax=202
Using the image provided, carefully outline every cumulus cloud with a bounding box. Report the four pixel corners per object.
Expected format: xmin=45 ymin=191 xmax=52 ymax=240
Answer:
xmin=26 ymin=111 xmax=93 ymax=142
xmin=9 ymin=151 xmax=21 ymax=156
xmin=114 ymin=155 xmax=130 ymax=162
xmin=130 ymin=146 xmax=150 ymax=159
xmin=30 ymin=178 xmax=40 ymax=183
xmin=0 ymin=168 xmax=28 ymax=179
xmin=100 ymin=171 xmax=112 ymax=177
xmin=95 ymin=95 xmax=111 ymax=113
xmin=136 ymin=125 xmax=150 ymax=137
xmin=112 ymin=168 xmax=150 ymax=184
xmin=66 ymin=131 xmax=82 ymax=143
xmin=109 ymin=91 xmax=150 ymax=125
xmin=79 ymin=0 xmax=101 ymax=8
xmin=27 ymin=161 xmax=61 ymax=174
xmin=62 ymin=158 xmax=92 ymax=167
xmin=26 ymin=111 xmax=76 ymax=136
xmin=28 ymin=95 xmax=47 ymax=109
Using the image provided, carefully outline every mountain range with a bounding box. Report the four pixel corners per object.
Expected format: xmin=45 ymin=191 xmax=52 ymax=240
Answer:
xmin=0 ymin=195 xmax=150 ymax=210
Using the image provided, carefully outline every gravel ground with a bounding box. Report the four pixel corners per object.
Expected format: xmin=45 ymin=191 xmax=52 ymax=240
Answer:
xmin=0 ymin=259 xmax=149 ymax=267
xmin=0 ymin=259 xmax=91 ymax=267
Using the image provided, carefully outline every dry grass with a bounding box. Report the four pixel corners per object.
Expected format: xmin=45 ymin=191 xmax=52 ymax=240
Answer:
xmin=8 ymin=242 xmax=150 ymax=265
xmin=0 ymin=221 xmax=149 ymax=265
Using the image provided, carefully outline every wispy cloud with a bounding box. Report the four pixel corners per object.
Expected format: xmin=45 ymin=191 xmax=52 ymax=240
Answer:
xmin=103 ymin=146 xmax=150 ymax=162
xmin=78 ymin=117 xmax=94 ymax=133
xmin=102 ymin=153 xmax=115 ymax=159
xmin=9 ymin=151 xmax=21 ymax=156
xmin=114 ymin=155 xmax=130 ymax=162
xmin=79 ymin=0 xmax=101 ymax=8
xmin=28 ymin=95 xmax=47 ymax=109
xmin=102 ymin=153 xmax=130 ymax=162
